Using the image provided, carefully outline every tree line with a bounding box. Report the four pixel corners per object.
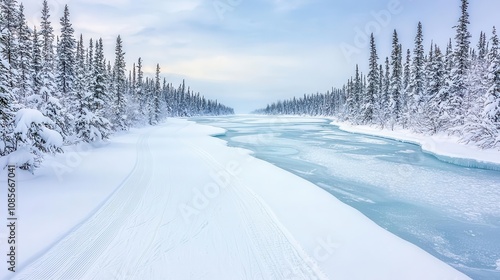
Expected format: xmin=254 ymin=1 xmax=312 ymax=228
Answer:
xmin=255 ymin=0 xmax=500 ymax=150
xmin=0 ymin=0 xmax=234 ymax=172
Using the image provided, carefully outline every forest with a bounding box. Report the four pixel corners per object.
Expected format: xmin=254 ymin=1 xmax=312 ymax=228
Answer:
xmin=255 ymin=0 xmax=500 ymax=150
xmin=0 ymin=0 xmax=234 ymax=171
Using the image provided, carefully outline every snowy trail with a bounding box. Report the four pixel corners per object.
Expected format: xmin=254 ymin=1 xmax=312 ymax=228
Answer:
xmin=12 ymin=130 xmax=157 ymax=279
xmin=11 ymin=122 xmax=326 ymax=280
xmin=188 ymin=145 xmax=327 ymax=279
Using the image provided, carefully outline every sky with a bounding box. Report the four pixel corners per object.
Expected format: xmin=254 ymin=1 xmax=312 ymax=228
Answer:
xmin=24 ymin=0 xmax=500 ymax=113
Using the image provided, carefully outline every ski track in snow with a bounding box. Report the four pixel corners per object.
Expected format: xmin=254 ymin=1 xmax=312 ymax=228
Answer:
xmin=12 ymin=130 xmax=157 ymax=280
xmin=10 ymin=123 xmax=325 ymax=280
xmin=188 ymin=145 xmax=327 ymax=280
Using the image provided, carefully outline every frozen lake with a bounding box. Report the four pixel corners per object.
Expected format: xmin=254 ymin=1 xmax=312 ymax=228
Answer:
xmin=192 ymin=115 xmax=500 ymax=280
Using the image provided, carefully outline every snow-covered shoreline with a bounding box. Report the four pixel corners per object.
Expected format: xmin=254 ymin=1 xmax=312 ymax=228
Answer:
xmin=328 ymin=120 xmax=500 ymax=170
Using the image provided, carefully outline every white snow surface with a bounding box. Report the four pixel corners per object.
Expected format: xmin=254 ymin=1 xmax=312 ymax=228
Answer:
xmin=14 ymin=108 xmax=63 ymax=148
xmin=331 ymin=120 xmax=500 ymax=166
xmin=0 ymin=119 xmax=469 ymax=279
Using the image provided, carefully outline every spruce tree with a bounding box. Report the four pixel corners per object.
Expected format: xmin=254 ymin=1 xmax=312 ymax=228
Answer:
xmin=38 ymin=0 xmax=65 ymax=140
xmin=389 ymin=31 xmax=403 ymax=129
xmin=449 ymin=0 xmax=472 ymax=129
xmin=150 ymin=64 xmax=162 ymax=125
xmin=31 ymin=27 xmax=43 ymax=104
xmin=136 ymin=57 xmax=147 ymax=120
xmin=57 ymin=5 xmax=76 ymax=106
xmin=16 ymin=4 xmax=33 ymax=105
xmin=0 ymin=10 xmax=15 ymax=157
xmin=482 ymin=27 xmax=500 ymax=147
xmin=0 ymin=0 xmax=20 ymax=94
xmin=353 ymin=65 xmax=362 ymax=122
xmin=93 ymin=38 xmax=106 ymax=112
xmin=409 ymin=22 xmax=425 ymax=129
xmin=364 ymin=33 xmax=378 ymax=124
xmin=427 ymin=45 xmax=446 ymax=133
xmin=112 ymin=35 xmax=128 ymax=130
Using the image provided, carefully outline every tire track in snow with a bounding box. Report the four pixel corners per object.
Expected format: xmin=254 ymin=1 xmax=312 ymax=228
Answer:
xmin=188 ymin=144 xmax=329 ymax=280
xmin=11 ymin=131 xmax=155 ymax=280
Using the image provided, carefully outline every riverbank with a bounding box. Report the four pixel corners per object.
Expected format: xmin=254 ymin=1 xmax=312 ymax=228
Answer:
xmin=328 ymin=120 xmax=500 ymax=170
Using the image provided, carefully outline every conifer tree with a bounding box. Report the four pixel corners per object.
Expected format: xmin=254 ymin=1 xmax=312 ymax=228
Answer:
xmin=0 ymin=0 xmax=20 ymax=94
xmin=389 ymin=31 xmax=402 ymax=129
xmin=112 ymin=35 xmax=128 ymax=130
xmin=31 ymin=27 xmax=43 ymax=103
xmin=150 ymin=64 xmax=162 ymax=125
xmin=482 ymin=27 xmax=500 ymax=146
xmin=409 ymin=22 xmax=425 ymax=128
xmin=364 ymin=34 xmax=378 ymax=124
xmin=17 ymin=4 xmax=33 ymax=105
xmin=0 ymin=9 xmax=15 ymax=156
xmin=57 ymin=5 xmax=76 ymax=106
xmin=449 ymin=0 xmax=472 ymax=128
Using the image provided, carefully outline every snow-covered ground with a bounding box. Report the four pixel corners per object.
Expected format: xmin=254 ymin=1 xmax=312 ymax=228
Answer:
xmin=331 ymin=121 xmax=500 ymax=170
xmin=0 ymin=119 xmax=468 ymax=279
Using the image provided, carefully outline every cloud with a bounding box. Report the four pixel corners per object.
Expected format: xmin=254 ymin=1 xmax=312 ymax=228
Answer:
xmin=164 ymin=53 xmax=299 ymax=82
xmin=270 ymin=0 xmax=311 ymax=12
xmin=159 ymin=0 xmax=203 ymax=14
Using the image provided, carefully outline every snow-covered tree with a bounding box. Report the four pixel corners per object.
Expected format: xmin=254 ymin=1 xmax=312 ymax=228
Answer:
xmin=74 ymin=35 xmax=110 ymax=143
xmin=408 ymin=22 xmax=425 ymax=129
xmin=472 ymin=26 xmax=500 ymax=148
xmin=38 ymin=0 xmax=65 ymax=140
xmin=0 ymin=0 xmax=20 ymax=96
xmin=364 ymin=34 xmax=378 ymax=124
xmin=388 ymin=30 xmax=402 ymax=129
xmin=0 ymin=32 xmax=15 ymax=157
xmin=448 ymin=0 xmax=472 ymax=129
xmin=16 ymin=4 xmax=32 ymax=105
xmin=57 ymin=5 xmax=76 ymax=107
xmin=112 ymin=35 xmax=128 ymax=130
xmin=149 ymin=63 xmax=162 ymax=125
xmin=31 ymin=27 xmax=43 ymax=103
xmin=425 ymin=45 xmax=446 ymax=134
xmin=12 ymin=109 xmax=62 ymax=172
xmin=135 ymin=57 xmax=148 ymax=120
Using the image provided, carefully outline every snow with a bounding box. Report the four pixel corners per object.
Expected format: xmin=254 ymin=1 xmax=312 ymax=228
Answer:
xmin=40 ymin=127 xmax=63 ymax=147
xmin=0 ymin=146 xmax=34 ymax=167
xmin=13 ymin=108 xmax=63 ymax=148
xmin=14 ymin=109 xmax=53 ymax=136
xmin=0 ymin=119 xmax=469 ymax=279
xmin=331 ymin=120 xmax=500 ymax=170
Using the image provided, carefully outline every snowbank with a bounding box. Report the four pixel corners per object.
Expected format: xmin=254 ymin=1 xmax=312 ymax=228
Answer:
xmin=0 ymin=119 xmax=469 ymax=279
xmin=331 ymin=121 xmax=500 ymax=171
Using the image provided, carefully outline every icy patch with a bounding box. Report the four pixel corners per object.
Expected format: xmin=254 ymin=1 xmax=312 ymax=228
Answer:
xmin=357 ymin=138 xmax=388 ymax=145
xmin=301 ymin=145 xmax=500 ymax=222
xmin=322 ymin=135 xmax=347 ymax=141
xmin=320 ymin=184 xmax=375 ymax=204
xmin=245 ymin=116 xmax=327 ymax=124
xmin=398 ymin=150 xmax=416 ymax=154
xmin=231 ymin=134 xmax=281 ymax=145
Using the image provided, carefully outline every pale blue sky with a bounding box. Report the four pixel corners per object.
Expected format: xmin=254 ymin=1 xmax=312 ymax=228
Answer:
xmin=25 ymin=0 xmax=500 ymax=113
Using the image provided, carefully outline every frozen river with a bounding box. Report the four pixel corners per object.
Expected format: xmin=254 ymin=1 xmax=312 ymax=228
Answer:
xmin=192 ymin=115 xmax=500 ymax=280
